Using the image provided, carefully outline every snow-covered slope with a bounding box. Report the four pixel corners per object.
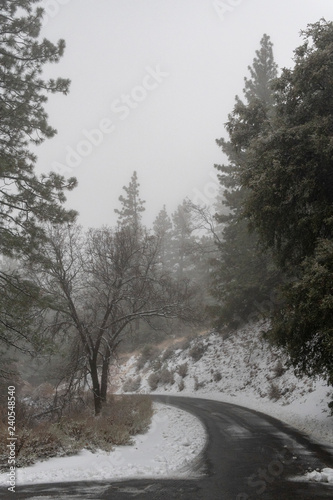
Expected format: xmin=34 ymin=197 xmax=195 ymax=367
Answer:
xmin=115 ymin=322 xmax=333 ymax=447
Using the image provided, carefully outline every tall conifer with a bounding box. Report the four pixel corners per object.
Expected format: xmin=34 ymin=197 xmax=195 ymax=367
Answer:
xmin=211 ymin=34 xmax=281 ymax=327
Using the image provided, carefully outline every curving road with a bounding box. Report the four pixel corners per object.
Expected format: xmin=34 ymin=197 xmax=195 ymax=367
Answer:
xmin=1 ymin=395 xmax=333 ymax=499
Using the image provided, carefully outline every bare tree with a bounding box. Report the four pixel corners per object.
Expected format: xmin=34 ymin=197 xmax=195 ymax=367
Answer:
xmin=27 ymin=223 xmax=198 ymax=415
xmin=185 ymin=200 xmax=223 ymax=247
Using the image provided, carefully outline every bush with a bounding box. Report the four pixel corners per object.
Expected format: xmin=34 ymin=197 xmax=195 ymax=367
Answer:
xmin=213 ymin=371 xmax=222 ymax=382
xmin=103 ymin=395 xmax=153 ymax=438
xmin=122 ymin=376 xmax=141 ymax=393
xmin=15 ymin=425 xmax=67 ymax=468
xmin=136 ymin=345 xmax=159 ymax=371
xmin=177 ymin=362 xmax=188 ymax=378
xmin=328 ymin=399 xmax=333 ymax=416
xmin=159 ymin=368 xmax=174 ymax=386
xmin=151 ymin=358 xmax=162 ymax=372
xmin=0 ymin=395 xmax=153 ymax=470
xmin=148 ymin=372 xmax=160 ymax=391
xmin=178 ymin=379 xmax=185 ymax=392
xmin=268 ymin=382 xmax=282 ymax=401
xmin=189 ymin=342 xmax=206 ymax=362
xmin=273 ymin=360 xmax=285 ymax=378
xmin=194 ymin=376 xmax=205 ymax=391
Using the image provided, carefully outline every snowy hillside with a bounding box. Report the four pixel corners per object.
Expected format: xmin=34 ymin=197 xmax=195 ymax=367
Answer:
xmin=114 ymin=322 xmax=333 ymax=447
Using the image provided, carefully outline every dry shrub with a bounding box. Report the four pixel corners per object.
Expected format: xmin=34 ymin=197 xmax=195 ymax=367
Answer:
xmin=161 ymin=346 xmax=175 ymax=361
xmin=0 ymin=394 xmax=153 ymax=471
xmin=268 ymin=382 xmax=282 ymax=401
xmin=136 ymin=345 xmax=159 ymax=371
xmin=148 ymin=372 xmax=160 ymax=391
xmin=159 ymin=368 xmax=174 ymax=386
xmin=151 ymin=358 xmax=162 ymax=372
xmin=177 ymin=362 xmax=188 ymax=378
xmin=178 ymin=379 xmax=185 ymax=392
xmin=58 ymin=395 xmax=153 ymax=449
xmin=122 ymin=376 xmax=141 ymax=393
xmin=148 ymin=368 xmax=174 ymax=390
xmin=189 ymin=342 xmax=206 ymax=362
xmin=194 ymin=376 xmax=205 ymax=391
xmin=273 ymin=360 xmax=285 ymax=378
xmin=15 ymin=425 xmax=68 ymax=467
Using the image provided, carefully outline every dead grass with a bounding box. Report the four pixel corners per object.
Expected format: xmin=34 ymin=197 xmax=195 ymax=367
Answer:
xmin=0 ymin=394 xmax=153 ymax=470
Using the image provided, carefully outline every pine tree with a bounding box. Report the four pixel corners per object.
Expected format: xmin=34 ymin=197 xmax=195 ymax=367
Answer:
xmin=241 ymin=21 xmax=333 ymax=270
xmin=153 ymin=205 xmax=172 ymax=269
xmin=216 ymin=34 xmax=278 ymax=196
xmin=212 ymin=34 xmax=281 ymax=327
xmin=0 ymin=0 xmax=77 ymax=260
xmin=243 ymin=33 xmax=278 ymax=106
xmin=271 ymin=240 xmax=333 ymax=384
xmin=0 ymin=1 xmax=76 ymax=358
xmin=238 ymin=20 xmax=333 ymax=389
xmin=114 ymin=171 xmax=145 ymax=237
xmin=171 ymin=200 xmax=196 ymax=280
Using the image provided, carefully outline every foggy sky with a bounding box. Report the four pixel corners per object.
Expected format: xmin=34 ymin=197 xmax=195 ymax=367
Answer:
xmin=35 ymin=0 xmax=333 ymax=228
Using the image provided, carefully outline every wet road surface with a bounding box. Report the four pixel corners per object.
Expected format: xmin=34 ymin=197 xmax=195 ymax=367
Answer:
xmin=1 ymin=395 xmax=333 ymax=499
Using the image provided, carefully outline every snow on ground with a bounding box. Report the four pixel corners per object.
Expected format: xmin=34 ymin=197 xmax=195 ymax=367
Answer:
xmin=2 ymin=321 xmax=333 ymax=486
xmin=116 ymin=322 xmax=333 ymax=447
xmin=114 ymin=321 xmax=333 ymax=483
xmin=0 ymin=403 xmax=206 ymax=486
xmin=298 ymin=468 xmax=333 ymax=484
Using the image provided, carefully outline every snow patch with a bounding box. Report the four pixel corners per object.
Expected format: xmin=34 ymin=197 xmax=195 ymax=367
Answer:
xmin=306 ymin=468 xmax=333 ymax=483
xmin=0 ymin=403 xmax=206 ymax=486
xmin=292 ymin=467 xmax=333 ymax=484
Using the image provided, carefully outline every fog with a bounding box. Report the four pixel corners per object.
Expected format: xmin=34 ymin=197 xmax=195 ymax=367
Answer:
xmin=36 ymin=0 xmax=333 ymax=228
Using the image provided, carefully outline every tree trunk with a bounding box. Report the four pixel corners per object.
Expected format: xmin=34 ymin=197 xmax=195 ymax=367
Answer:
xmin=100 ymin=355 xmax=110 ymax=403
xmin=89 ymin=358 xmax=102 ymax=416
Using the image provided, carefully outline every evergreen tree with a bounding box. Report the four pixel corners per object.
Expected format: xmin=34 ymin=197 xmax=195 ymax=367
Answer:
xmin=243 ymin=33 xmax=278 ymax=106
xmin=0 ymin=1 xmax=76 ymax=358
xmin=241 ymin=21 xmax=333 ymax=270
xmin=114 ymin=171 xmax=145 ymax=237
xmin=153 ymin=205 xmax=172 ymax=269
xmin=238 ymin=20 xmax=333 ymax=388
xmin=212 ymin=34 xmax=281 ymax=327
xmin=271 ymin=239 xmax=333 ymax=384
xmin=0 ymin=0 xmax=77 ymax=259
xmin=171 ymin=200 xmax=196 ymax=280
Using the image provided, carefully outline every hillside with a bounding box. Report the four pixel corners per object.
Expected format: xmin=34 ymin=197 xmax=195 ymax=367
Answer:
xmin=113 ymin=322 xmax=333 ymax=447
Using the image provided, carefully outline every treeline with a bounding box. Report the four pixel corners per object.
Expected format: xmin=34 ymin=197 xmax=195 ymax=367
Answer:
xmin=211 ymin=20 xmax=333 ymax=402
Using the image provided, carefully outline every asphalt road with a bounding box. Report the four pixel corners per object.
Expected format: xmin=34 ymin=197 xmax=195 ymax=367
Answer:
xmin=1 ymin=395 xmax=333 ymax=499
